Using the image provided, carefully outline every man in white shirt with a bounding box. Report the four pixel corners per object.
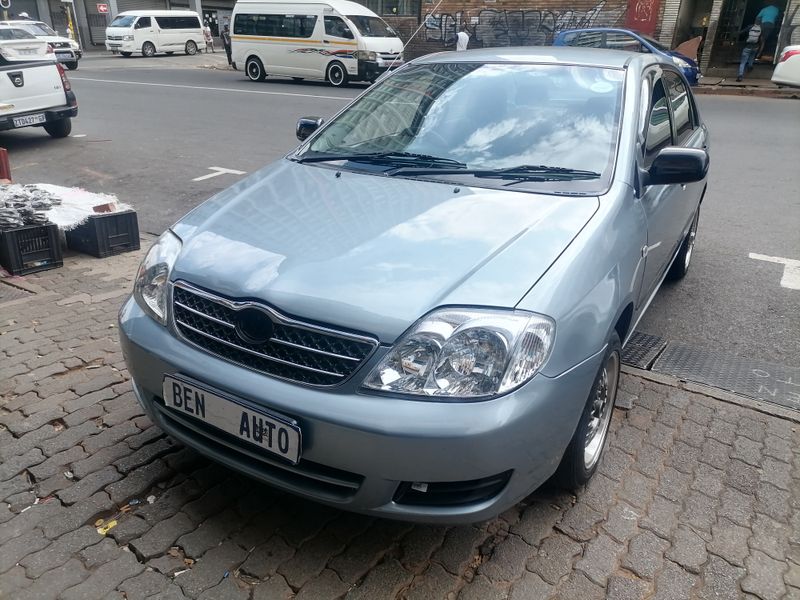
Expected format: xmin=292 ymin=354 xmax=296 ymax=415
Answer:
xmin=456 ymin=25 xmax=470 ymax=51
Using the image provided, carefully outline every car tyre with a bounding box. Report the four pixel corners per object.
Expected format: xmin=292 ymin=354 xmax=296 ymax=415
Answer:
xmin=120 ymin=51 xmax=132 ymax=57
xmin=185 ymin=40 xmax=198 ymax=56
xmin=245 ymin=56 xmax=266 ymax=82
xmin=166 ymin=51 xmax=174 ymax=55
xmin=142 ymin=42 xmax=156 ymax=57
xmin=43 ymin=118 xmax=72 ymax=139
xmin=65 ymin=61 xmax=78 ymax=70
xmin=666 ymin=209 xmax=699 ymax=281
xmin=292 ymin=77 xmax=304 ymax=81
xmin=554 ymin=331 xmax=620 ymax=490
xmin=326 ymin=61 xmax=348 ymax=87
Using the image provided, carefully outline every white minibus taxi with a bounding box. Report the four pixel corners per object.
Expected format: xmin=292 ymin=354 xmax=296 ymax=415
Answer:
xmin=231 ymin=0 xmax=403 ymax=86
xmin=105 ymin=10 xmax=205 ymax=58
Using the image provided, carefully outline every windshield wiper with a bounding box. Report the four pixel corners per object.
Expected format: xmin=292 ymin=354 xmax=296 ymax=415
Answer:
xmin=295 ymin=151 xmax=467 ymax=169
xmin=390 ymin=164 xmax=601 ymax=180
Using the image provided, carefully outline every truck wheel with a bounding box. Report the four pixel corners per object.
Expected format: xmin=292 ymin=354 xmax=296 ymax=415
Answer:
xmin=65 ymin=61 xmax=78 ymax=70
xmin=185 ymin=40 xmax=198 ymax=56
xmin=245 ymin=56 xmax=266 ymax=82
xmin=120 ymin=52 xmax=132 ymax=57
xmin=326 ymin=61 xmax=348 ymax=87
xmin=142 ymin=42 xmax=156 ymax=57
xmin=44 ymin=118 xmax=72 ymax=139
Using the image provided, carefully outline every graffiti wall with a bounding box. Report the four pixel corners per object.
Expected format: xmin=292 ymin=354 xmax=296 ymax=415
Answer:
xmin=419 ymin=0 xmax=627 ymax=50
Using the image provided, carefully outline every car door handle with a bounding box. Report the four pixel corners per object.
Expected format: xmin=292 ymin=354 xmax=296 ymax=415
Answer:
xmin=323 ymin=40 xmax=330 ymax=43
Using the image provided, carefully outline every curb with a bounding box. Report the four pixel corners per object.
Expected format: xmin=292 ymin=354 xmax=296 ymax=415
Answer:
xmin=694 ymin=85 xmax=800 ymax=99
xmin=623 ymin=364 xmax=800 ymax=424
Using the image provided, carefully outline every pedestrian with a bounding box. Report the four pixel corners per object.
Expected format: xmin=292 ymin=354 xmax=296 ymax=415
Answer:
xmin=456 ymin=24 xmax=470 ymax=52
xmin=203 ymin=21 xmax=215 ymax=53
xmin=222 ymin=24 xmax=232 ymax=65
xmin=737 ymin=22 xmax=761 ymax=81
xmin=18 ymin=11 xmax=32 ymax=19
xmin=754 ymin=0 xmax=780 ymax=59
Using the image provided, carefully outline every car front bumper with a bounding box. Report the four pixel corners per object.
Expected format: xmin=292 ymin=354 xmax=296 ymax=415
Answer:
xmin=119 ymin=295 xmax=602 ymax=523
xmin=0 ymin=102 xmax=78 ymax=132
xmin=106 ymin=41 xmax=135 ymax=53
xmin=357 ymin=59 xmax=403 ymax=81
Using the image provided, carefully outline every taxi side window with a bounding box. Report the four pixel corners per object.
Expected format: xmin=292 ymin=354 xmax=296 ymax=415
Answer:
xmin=135 ymin=17 xmax=151 ymax=29
xmin=644 ymin=78 xmax=673 ymax=164
xmin=324 ymin=16 xmax=353 ymax=39
xmin=663 ymin=71 xmax=694 ymax=144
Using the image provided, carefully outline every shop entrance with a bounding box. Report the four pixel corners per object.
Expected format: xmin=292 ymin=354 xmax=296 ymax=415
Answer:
xmin=710 ymin=0 xmax=787 ymax=64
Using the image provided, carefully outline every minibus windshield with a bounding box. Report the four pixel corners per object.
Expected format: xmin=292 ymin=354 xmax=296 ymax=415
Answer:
xmin=346 ymin=15 xmax=396 ymax=37
xmin=110 ymin=15 xmax=137 ymax=27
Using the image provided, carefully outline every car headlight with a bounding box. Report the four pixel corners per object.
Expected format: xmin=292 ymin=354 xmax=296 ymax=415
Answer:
xmin=70 ymin=41 xmax=79 ymax=49
xmin=123 ymin=35 xmax=134 ymax=41
xmin=363 ymin=308 xmax=554 ymax=399
xmin=133 ymin=231 xmax=181 ymax=325
xmin=671 ymin=56 xmax=691 ymax=69
xmin=355 ymin=50 xmax=377 ymax=61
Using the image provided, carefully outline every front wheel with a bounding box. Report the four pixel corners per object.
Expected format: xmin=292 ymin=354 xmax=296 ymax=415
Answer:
xmin=142 ymin=42 xmax=156 ymax=57
xmin=555 ymin=332 xmax=621 ymax=489
xmin=326 ymin=61 xmax=348 ymax=87
xmin=185 ymin=40 xmax=197 ymax=56
xmin=65 ymin=61 xmax=78 ymax=70
xmin=666 ymin=209 xmax=700 ymax=281
xmin=120 ymin=51 xmax=132 ymax=57
xmin=245 ymin=57 xmax=266 ymax=82
xmin=43 ymin=118 xmax=72 ymax=138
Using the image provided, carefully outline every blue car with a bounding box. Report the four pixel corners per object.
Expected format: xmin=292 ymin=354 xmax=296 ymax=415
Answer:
xmin=554 ymin=28 xmax=701 ymax=85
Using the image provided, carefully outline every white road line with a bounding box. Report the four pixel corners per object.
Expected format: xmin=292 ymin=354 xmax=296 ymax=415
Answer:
xmin=70 ymin=77 xmax=352 ymax=101
xmin=749 ymin=253 xmax=800 ymax=290
xmin=192 ymin=166 xmax=247 ymax=182
xmin=71 ymin=134 xmax=87 ymax=138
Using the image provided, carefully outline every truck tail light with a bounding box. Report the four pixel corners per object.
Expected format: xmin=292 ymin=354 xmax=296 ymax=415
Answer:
xmin=779 ymin=49 xmax=800 ymax=63
xmin=56 ymin=63 xmax=72 ymax=92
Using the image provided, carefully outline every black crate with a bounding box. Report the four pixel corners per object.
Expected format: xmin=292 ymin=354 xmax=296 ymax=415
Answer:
xmin=0 ymin=223 xmax=63 ymax=276
xmin=66 ymin=210 xmax=140 ymax=258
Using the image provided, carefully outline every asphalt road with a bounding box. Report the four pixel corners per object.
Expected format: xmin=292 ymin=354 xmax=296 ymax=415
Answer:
xmin=2 ymin=53 xmax=798 ymax=367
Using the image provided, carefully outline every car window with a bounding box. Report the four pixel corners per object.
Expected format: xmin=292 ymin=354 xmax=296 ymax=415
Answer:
xmin=605 ymin=32 xmax=644 ymax=52
xmin=110 ymin=15 xmax=137 ymax=28
xmin=0 ymin=27 xmax=36 ymax=39
xmin=569 ymin=31 xmax=603 ymax=47
xmin=155 ymin=16 xmax=201 ymax=29
xmin=234 ymin=13 xmax=317 ymax=38
xmin=135 ymin=17 xmax=151 ymax=29
xmin=662 ymin=71 xmax=694 ymax=144
xmin=644 ymin=77 xmax=673 ymax=163
xmin=324 ymin=16 xmax=353 ymax=39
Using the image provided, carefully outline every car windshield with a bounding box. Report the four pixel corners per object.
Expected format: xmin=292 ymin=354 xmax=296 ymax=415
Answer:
xmin=19 ymin=22 xmax=56 ymax=36
xmin=302 ymin=62 xmax=624 ymax=193
xmin=0 ymin=27 xmax=36 ymax=39
xmin=110 ymin=15 xmax=137 ymax=27
xmin=346 ymin=15 xmax=396 ymax=37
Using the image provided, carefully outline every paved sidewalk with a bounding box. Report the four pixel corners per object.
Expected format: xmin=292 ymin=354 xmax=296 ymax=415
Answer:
xmin=0 ymin=243 xmax=798 ymax=600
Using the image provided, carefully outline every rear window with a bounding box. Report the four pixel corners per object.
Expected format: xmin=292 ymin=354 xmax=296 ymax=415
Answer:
xmin=233 ymin=13 xmax=317 ymax=38
xmin=155 ymin=16 xmax=202 ymax=29
xmin=0 ymin=27 xmax=36 ymax=40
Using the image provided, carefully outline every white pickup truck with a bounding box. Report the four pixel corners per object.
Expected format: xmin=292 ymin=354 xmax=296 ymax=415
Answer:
xmin=0 ymin=59 xmax=77 ymax=138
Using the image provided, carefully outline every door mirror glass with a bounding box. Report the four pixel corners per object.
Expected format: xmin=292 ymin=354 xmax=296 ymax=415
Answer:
xmin=647 ymin=147 xmax=708 ymax=186
xmin=296 ymin=117 xmax=324 ymax=141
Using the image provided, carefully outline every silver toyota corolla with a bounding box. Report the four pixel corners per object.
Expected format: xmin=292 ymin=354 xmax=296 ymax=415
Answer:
xmin=120 ymin=47 xmax=709 ymax=523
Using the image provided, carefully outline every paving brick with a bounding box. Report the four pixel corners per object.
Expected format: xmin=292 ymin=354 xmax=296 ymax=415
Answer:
xmin=738 ymin=417 xmax=767 ymax=443
xmin=197 ymin=577 xmax=250 ymax=600
xmin=14 ymin=558 xmax=89 ymax=600
xmin=28 ymin=445 xmax=87 ymax=481
xmin=619 ymin=471 xmax=656 ymax=509
xmin=575 ymin=533 xmax=624 ymax=586
xmin=37 ymin=471 xmax=75 ymax=496
xmin=708 ymin=517 xmax=750 ymax=567
xmin=57 ymin=465 xmax=122 ymax=505
xmin=623 ymin=530 xmax=669 ymax=579
xmin=20 ymin=526 xmax=102 ymax=577
xmin=406 ymin=564 xmax=460 ymax=600
xmin=118 ymin=570 xmax=174 ymax=600
xmin=130 ymin=512 xmax=195 ymax=560
xmin=0 ymin=424 xmax=59 ymax=461
xmin=632 ymin=442 xmax=663 ymax=478
xmin=741 ymin=550 xmax=788 ymax=600
xmin=732 ymin=436 xmax=763 ymax=467
xmin=277 ymin=501 xmax=342 ymax=547
xmin=651 ymin=560 xmax=698 ymax=600
xmin=279 ymin=532 xmax=347 ymax=588
xmin=294 ymin=569 xmax=351 ymax=600
xmin=607 ymin=574 xmax=650 ymax=600
xmin=137 ymin=479 xmax=205 ymax=526
xmin=108 ymin=515 xmax=152 ymax=545
xmin=750 ymin=513 xmax=789 ymax=561
xmin=655 ymin=467 xmax=692 ymax=503
xmin=756 ymin=483 xmax=791 ymax=523
xmin=682 ymin=491 xmax=718 ymax=535
xmin=81 ymin=537 xmax=123 ymax=568
xmin=60 ymin=551 xmax=145 ymax=600
xmin=107 ymin=459 xmax=172 ymax=504
xmin=63 ymin=404 xmax=105 ymax=427
xmin=763 ymin=435 xmax=794 ymax=463
xmin=183 ymin=482 xmax=240 ymax=524
xmin=717 ymin=487 xmax=754 ymax=527
xmin=71 ymin=444 xmax=131 ymax=479
xmin=252 ymin=574 xmax=294 ymax=600
xmin=666 ymin=526 xmax=708 ymax=574
xmin=176 ymin=541 xmax=248 ymax=597
xmin=0 ymin=565 xmax=33 ymax=596
xmin=555 ymin=502 xmax=603 ymax=542
xmin=429 ymin=526 xmax=486 ymax=578
xmin=398 ymin=525 xmax=447 ymax=573
xmin=698 ymin=555 xmax=746 ymax=600
xmin=761 ymin=457 xmax=793 ymax=491
xmin=127 ymin=426 xmax=167 ymax=450
xmin=72 ymin=370 xmax=125 ymax=396
xmin=2 ymin=407 xmax=64 ymax=436
xmin=41 ymin=491 xmax=114 ymax=539
xmin=455 ymin=573 xmax=508 ymax=600
xmin=0 ymin=500 xmax=61 ymax=544
xmin=550 ymin=571 xmax=604 ymax=600
xmin=0 ymin=448 xmax=45 ymax=482
xmin=115 ymin=438 xmax=179 ymax=474
xmin=240 ymin=536 xmax=295 ymax=578
xmin=511 ymin=501 xmax=563 ymax=547
xmin=0 ymin=472 xmax=31 ymax=503
xmin=581 ymin=473 xmax=618 ymax=513
xmin=602 ymin=501 xmax=641 ymax=543
xmin=527 ymin=533 xmax=582 ymax=585
xmin=62 ymin=387 xmax=116 ymax=414
xmin=598 ymin=447 xmax=634 ymax=481
xmin=101 ymin=403 xmax=145 ymax=428
xmin=0 ymin=528 xmax=51 ymax=573
xmin=478 ymin=534 xmax=531 ymax=582
xmin=82 ymin=421 xmax=140 ymax=454
xmin=39 ymin=421 xmax=101 ymax=457
xmin=726 ymin=459 xmax=761 ymax=496
xmin=698 ymin=438 xmax=731 ymax=471
xmin=178 ymin=507 xmax=242 ymax=559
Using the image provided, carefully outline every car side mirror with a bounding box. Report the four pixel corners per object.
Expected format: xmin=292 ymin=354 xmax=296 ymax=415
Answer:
xmin=296 ymin=117 xmax=324 ymax=141
xmin=645 ymin=147 xmax=709 ymax=186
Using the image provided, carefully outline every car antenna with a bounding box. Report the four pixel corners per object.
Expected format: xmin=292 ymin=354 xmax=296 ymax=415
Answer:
xmin=385 ymin=0 xmax=448 ymax=72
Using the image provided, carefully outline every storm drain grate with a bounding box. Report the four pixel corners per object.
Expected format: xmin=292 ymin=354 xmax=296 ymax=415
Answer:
xmin=0 ymin=281 xmax=33 ymax=303
xmin=652 ymin=342 xmax=800 ymax=412
xmin=622 ymin=331 xmax=667 ymax=369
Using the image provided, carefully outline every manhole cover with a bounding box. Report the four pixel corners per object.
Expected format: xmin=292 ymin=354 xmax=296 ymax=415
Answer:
xmin=622 ymin=331 xmax=667 ymax=369
xmin=0 ymin=281 xmax=32 ymax=303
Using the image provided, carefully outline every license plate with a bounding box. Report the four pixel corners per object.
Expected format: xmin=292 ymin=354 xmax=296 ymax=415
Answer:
xmin=162 ymin=375 xmax=302 ymax=464
xmin=13 ymin=113 xmax=46 ymax=127
xmin=56 ymin=52 xmax=72 ymax=58
xmin=18 ymin=49 xmax=37 ymax=55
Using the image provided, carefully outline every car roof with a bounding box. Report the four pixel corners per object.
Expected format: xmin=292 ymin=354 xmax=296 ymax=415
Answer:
xmin=416 ymin=46 xmax=655 ymax=70
xmin=115 ymin=10 xmax=200 ymax=16
xmin=233 ymin=0 xmax=379 ymax=16
xmin=0 ymin=20 xmax=47 ymax=25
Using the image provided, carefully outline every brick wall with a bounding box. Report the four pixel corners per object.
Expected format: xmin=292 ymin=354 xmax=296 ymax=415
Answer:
xmin=385 ymin=0 xmax=629 ymax=59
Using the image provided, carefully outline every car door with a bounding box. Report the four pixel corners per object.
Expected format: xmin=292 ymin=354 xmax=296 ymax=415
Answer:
xmin=134 ymin=16 xmax=153 ymax=49
xmin=637 ymin=69 xmax=682 ymax=303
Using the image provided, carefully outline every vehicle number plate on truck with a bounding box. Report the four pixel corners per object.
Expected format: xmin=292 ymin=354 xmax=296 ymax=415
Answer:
xmin=162 ymin=375 xmax=302 ymax=464
xmin=13 ymin=113 xmax=46 ymax=127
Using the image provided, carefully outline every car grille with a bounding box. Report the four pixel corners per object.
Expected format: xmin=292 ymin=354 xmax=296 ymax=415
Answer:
xmin=393 ymin=471 xmax=512 ymax=506
xmin=106 ymin=35 xmax=123 ymax=41
xmin=51 ymin=41 xmax=71 ymax=48
xmin=172 ymin=282 xmax=378 ymax=387
xmin=378 ymin=52 xmax=401 ymax=61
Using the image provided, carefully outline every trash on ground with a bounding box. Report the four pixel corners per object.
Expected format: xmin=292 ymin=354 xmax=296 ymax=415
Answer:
xmin=97 ymin=519 xmax=118 ymax=535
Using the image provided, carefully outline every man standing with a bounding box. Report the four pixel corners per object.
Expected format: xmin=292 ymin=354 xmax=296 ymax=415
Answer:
xmin=456 ymin=24 xmax=469 ymax=52
xmin=737 ymin=22 xmax=761 ymax=81
xmin=755 ymin=0 xmax=780 ymax=59
xmin=222 ymin=23 xmax=232 ymax=65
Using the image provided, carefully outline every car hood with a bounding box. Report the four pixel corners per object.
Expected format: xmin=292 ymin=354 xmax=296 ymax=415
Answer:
xmin=666 ymin=49 xmax=698 ymax=67
xmin=171 ymin=160 xmax=598 ymax=343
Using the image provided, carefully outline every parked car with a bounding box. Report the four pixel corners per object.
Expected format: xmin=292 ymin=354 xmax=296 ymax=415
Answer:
xmin=0 ymin=26 xmax=53 ymax=63
xmin=105 ymin=10 xmax=205 ymax=57
xmin=119 ymin=47 xmax=709 ymax=523
xmin=771 ymin=45 xmax=800 ymax=88
xmin=231 ymin=0 xmax=403 ymax=86
xmin=0 ymin=19 xmax=81 ymax=69
xmin=554 ymin=28 xmax=701 ymax=85
xmin=0 ymin=58 xmax=77 ymax=137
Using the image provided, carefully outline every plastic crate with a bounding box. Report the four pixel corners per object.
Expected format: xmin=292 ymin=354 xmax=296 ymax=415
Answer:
xmin=66 ymin=210 xmax=140 ymax=258
xmin=0 ymin=223 xmax=63 ymax=276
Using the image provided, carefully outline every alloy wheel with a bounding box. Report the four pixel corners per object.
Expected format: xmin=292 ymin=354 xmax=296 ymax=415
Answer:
xmin=583 ymin=351 xmax=619 ymax=470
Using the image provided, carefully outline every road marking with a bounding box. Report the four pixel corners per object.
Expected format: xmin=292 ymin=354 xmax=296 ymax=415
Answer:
xmin=71 ymin=134 xmax=87 ymax=138
xmin=749 ymin=253 xmax=800 ymax=290
xmin=193 ymin=167 xmax=246 ymax=182
xmin=70 ymin=77 xmax=353 ymax=101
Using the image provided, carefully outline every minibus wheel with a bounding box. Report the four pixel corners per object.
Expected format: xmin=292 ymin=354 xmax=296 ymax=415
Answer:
xmin=185 ymin=40 xmax=198 ymax=56
xmin=327 ymin=61 xmax=348 ymax=87
xmin=246 ymin=57 xmax=266 ymax=82
xmin=142 ymin=42 xmax=156 ymax=57
xmin=120 ymin=52 xmax=132 ymax=57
